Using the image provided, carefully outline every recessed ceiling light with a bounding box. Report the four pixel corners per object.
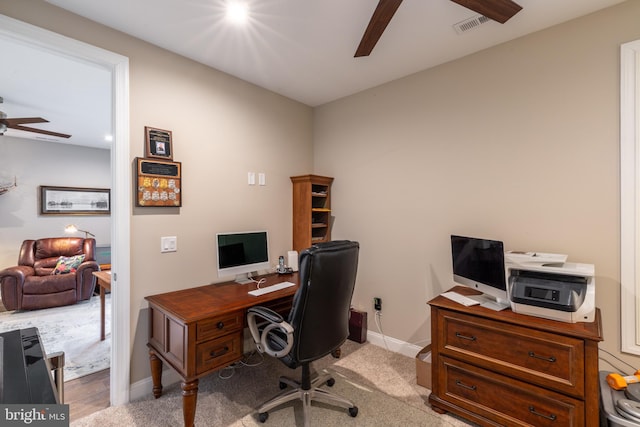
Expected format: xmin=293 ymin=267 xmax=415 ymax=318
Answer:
xmin=226 ymin=2 xmax=249 ymax=24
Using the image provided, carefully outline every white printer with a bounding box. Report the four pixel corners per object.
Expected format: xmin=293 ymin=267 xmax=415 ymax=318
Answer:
xmin=504 ymin=251 xmax=595 ymax=323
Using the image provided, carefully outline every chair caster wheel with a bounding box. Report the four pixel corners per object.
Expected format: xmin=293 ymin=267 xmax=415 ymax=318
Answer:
xmin=348 ymin=406 xmax=358 ymax=417
xmin=326 ymin=377 xmax=335 ymax=387
xmin=259 ymin=412 xmax=269 ymax=423
xmin=279 ymin=381 xmax=287 ymax=390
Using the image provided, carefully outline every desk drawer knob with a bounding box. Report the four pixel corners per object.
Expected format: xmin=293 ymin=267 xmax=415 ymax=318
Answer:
xmin=217 ymin=322 xmax=224 ymax=329
xmin=528 ymin=351 xmax=556 ymax=363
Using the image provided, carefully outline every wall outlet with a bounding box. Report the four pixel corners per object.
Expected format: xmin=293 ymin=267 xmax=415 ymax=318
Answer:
xmin=373 ymin=297 xmax=382 ymax=312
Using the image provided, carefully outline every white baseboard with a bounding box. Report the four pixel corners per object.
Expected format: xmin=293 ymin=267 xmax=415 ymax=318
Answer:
xmin=128 ymin=330 xmax=427 ymax=401
xmin=365 ymin=330 xmax=424 ymax=358
xmin=129 ymin=368 xmax=182 ymax=401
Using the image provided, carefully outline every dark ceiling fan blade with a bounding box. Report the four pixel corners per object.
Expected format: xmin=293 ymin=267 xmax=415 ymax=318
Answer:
xmin=3 ymin=117 xmax=49 ymax=126
xmin=8 ymin=124 xmax=71 ymax=139
xmin=355 ymin=0 xmax=403 ymax=57
xmin=450 ymin=0 xmax=522 ymax=24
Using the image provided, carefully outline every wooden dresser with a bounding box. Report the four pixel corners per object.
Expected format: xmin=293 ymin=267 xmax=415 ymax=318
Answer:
xmin=428 ymin=286 xmax=603 ymax=427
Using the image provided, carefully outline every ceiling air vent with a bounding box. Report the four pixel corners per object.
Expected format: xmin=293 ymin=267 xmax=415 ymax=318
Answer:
xmin=453 ymin=14 xmax=491 ymax=35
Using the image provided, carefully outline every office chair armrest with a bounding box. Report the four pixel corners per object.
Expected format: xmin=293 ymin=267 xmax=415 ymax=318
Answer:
xmin=247 ymin=306 xmax=294 ymax=358
xmin=248 ymin=306 xmax=283 ymax=323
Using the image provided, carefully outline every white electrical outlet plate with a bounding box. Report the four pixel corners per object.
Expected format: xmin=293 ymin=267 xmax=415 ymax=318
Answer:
xmin=161 ymin=236 xmax=177 ymax=253
xmin=248 ymin=172 xmax=256 ymax=185
xmin=258 ymin=173 xmax=266 ymax=186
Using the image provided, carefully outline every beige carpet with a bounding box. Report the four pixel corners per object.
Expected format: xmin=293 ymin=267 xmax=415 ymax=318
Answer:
xmin=71 ymin=340 xmax=472 ymax=426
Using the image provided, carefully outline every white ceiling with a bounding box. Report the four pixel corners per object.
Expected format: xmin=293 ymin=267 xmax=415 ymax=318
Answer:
xmin=0 ymin=35 xmax=112 ymax=148
xmin=0 ymin=0 xmax=627 ymax=147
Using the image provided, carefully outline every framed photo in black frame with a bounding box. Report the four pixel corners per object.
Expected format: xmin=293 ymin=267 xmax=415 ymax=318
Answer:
xmin=40 ymin=186 xmax=110 ymax=215
xmin=145 ymin=126 xmax=173 ymax=160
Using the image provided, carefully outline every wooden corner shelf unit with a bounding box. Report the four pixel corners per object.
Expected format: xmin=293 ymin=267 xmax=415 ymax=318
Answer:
xmin=291 ymin=174 xmax=333 ymax=252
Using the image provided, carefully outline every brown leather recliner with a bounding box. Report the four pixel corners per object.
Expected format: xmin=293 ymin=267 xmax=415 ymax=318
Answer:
xmin=0 ymin=237 xmax=99 ymax=311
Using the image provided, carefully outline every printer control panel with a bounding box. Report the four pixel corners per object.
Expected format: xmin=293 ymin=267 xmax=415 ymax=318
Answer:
xmin=525 ymin=286 xmax=560 ymax=302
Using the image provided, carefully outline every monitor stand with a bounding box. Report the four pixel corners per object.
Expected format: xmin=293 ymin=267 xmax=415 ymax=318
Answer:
xmin=234 ymin=273 xmax=253 ymax=284
xmin=468 ymin=294 xmax=510 ymax=311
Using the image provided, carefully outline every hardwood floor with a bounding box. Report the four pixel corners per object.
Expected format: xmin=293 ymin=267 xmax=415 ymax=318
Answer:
xmin=66 ymin=368 xmax=110 ymax=422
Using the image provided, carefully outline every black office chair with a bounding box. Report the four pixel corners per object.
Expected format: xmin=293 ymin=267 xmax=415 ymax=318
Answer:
xmin=247 ymin=240 xmax=360 ymax=425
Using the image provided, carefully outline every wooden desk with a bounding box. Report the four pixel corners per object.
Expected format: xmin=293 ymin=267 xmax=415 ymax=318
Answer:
xmin=145 ymin=272 xmax=299 ymax=427
xmin=92 ymin=270 xmax=112 ymax=341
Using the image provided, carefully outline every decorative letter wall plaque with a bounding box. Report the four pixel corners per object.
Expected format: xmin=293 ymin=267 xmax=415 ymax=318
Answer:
xmin=136 ymin=157 xmax=182 ymax=207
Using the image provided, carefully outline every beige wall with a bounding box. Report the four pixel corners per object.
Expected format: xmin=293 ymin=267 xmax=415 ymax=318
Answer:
xmin=314 ymin=1 xmax=639 ymax=368
xmin=0 ymin=1 xmax=313 ymax=382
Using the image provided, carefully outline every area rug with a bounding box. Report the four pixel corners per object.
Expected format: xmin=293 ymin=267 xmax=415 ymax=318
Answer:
xmin=0 ymin=294 xmax=111 ymax=381
xmin=71 ymin=342 xmax=469 ymax=427
xmin=71 ymin=368 xmax=453 ymax=427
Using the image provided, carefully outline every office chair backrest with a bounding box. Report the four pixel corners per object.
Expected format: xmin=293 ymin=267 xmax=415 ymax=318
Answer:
xmin=288 ymin=240 xmax=359 ymax=364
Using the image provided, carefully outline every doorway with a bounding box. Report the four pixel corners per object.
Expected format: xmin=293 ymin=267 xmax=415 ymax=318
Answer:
xmin=0 ymin=14 xmax=131 ymax=406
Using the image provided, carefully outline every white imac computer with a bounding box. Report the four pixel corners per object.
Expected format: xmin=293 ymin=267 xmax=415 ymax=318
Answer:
xmin=216 ymin=230 xmax=270 ymax=283
xmin=450 ymin=234 xmax=510 ymax=310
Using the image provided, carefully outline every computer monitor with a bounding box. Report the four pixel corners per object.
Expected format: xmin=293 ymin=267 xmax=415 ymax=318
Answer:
xmin=450 ymin=234 xmax=509 ymax=309
xmin=216 ymin=231 xmax=270 ymax=283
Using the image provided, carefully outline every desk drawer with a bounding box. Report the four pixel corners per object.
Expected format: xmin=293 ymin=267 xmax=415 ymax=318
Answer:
xmin=257 ymin=297 xmax=293 ymax=319
xmin=196 ymin=334 xmax=242 ymax=375
xmin=439 ymin=309 xmax=584 ymax=397
xmin=196 ymin=312 xmax=243 ymax=342
xmin=439 ymin=356 xmax=583 ymax=426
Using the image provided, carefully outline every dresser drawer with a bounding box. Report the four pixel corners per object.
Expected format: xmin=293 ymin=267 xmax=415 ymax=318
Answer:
xmin=196 ymin=312 xmax=243 ymax=342
xmin=438 ymin=309 xmax=584 ymax=397
xmin=439 ymin=356 xmax=584 ymax=426
xmin=196 ymin=334 xmax=242 ymax=375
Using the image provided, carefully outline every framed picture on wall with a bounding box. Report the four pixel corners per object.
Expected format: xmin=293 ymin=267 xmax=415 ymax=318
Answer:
xmin=135 ymin=157 xmax=182 ymax=207
xmin=39 ymin=186 xmax=111 ymax=215
xmin=145 ymin=126 xmax=173 ymax=160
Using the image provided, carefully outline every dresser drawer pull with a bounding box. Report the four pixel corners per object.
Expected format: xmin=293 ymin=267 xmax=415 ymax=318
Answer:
xmin=529 ymin=406 xmax=557 ymax=421
xmin=209 ymin=346 xmax=229 ymax=359
xmin=455 ymin=380 xmax=477 ymax=391
xmin=528 ymin=351 xmax=556 ymax=362
xmin=455 ymin=332 xmax=476 ymax=341
xmin=217 ymin=322 xmax=224 ymax=329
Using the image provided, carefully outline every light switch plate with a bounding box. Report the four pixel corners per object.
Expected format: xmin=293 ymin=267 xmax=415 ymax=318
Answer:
xmin=161 ymin=236 xmax=177 ymax=253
